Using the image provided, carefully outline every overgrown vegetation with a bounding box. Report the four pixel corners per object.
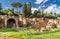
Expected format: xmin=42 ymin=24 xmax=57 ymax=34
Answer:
xmin=1 ymin=28 xmax=60 ymax=39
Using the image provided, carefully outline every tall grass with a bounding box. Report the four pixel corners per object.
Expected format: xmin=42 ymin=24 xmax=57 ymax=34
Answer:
xmin=1 ymin=28 xmax=60 ymax=39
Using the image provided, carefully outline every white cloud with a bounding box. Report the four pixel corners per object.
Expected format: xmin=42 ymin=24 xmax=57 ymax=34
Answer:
xmin=31 ymin=7 xmax=38 ymax=13
xmin=35 ymin=0 xmax=48 ymax=4
xmin=44 ymin=4 xmax=60 ymax=14
xmin=44 ymin=5 xmax=56 ymax=13
xmin=43 ymin=0 xmax=48 ymax=3
xmin=35 ymin=0 xmax=44 ymax=4
xmin=58 ymin=7 xmax=60 ymax=8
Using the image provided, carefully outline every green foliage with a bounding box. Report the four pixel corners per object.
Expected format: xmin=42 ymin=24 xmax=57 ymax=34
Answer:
xmin=43 ymin=12 xmax=57 ymax=19
xmin=30 ymin=10 xmax=41 ymax=18
xmin=0 ymin=2 xmax=58 ymax=19
xmin=0 ymin=3 xmax=2 ymax=11
xmin=1 ymin=28 xmax=17 ymax=32
xmin=30 ymin=15 xmax=34 ymax=18
xmin=30 ymin=10 xmax=57 ymax=19
xmin=0 ymin=3 xmax=3 ymax=15
xmin=22 ymin=3 xmax=31 ymax=17
xmin=27 ymin=3 xmax=31 ymax=17
xmin=22 ymin=4 xmax=27 ymax=17
xmin=11 ymin=2 xmax=22 ymax=8
xmin=11 ymin=2 xmax=22 ymax=11
xmin=3 ymin=9 xmax=14 ymax=16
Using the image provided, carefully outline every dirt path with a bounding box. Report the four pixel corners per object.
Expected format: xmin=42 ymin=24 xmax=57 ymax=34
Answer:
xmin=5 ymin=37 xmax=20 ymax=39
xmin=0 ymin=32 xmax=3 ymax=39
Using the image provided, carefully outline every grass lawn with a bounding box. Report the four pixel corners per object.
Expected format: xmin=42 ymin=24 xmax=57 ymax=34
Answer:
xmin=1 ymin=28 xmax=60 ymax=39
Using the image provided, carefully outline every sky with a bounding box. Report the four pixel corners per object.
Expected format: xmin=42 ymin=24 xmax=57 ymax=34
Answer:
xmin=0 ymin=0 xmax=60 ymax=14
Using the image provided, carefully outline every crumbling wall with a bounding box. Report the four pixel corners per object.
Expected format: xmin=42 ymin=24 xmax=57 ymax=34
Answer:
xmin=19 ymin=16 xmax=27 ymax=27
xmin=19 ymin=16 xmax=60 ymax=29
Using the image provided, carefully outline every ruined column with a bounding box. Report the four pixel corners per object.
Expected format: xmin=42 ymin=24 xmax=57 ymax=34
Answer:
xmin=19 ymin=16 xmax=23 ymax=26
xmin=16 ymin=20 xmax=18 ymax=28
xmin=16 ymin=20 xmax=20 ymax=31
xmin=23 ymin=17 xmax=27 ymax=27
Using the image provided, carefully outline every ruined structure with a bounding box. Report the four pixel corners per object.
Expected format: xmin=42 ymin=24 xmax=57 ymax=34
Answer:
xmin=0 ymin=12 xmax=27 ymax=28
xmin=0 ymin=12 xmax=60 ymax=29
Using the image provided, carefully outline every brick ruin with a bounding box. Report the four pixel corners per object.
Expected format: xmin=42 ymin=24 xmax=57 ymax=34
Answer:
xmin=0 ymin=14 xmax=60 ymax=29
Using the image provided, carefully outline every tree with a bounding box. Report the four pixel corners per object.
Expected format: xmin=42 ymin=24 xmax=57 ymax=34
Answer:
xmin=7 ymin=9 xmax=13 ymax=16
xmin=32 ymin=10 xmax=41 ymax=18
xmin=0 ymin=3 xmax=2 ymax=11
xmin=27 ymin=3 xmax=31 ymax=17
xmin=43 ymin=12 xmax=57 ymax=19
xmin=3 ymin=9 xmax=13 ymax=16
xmin=11 ymin=2 xmax=22 ymax=12
xmin=22 ymin=3 xmax=31 ymax=17
xmin=0 ymin=3 xmax=3 ymax=14
xmin=22 ymin=4 xmax=27 ymax=17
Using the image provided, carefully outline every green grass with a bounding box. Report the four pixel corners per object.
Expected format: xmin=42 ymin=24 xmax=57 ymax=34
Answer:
xmin=0 ymin=28 xmax=17 ymax=32
xmin=1 ymin=28 xmax=60 ymax=39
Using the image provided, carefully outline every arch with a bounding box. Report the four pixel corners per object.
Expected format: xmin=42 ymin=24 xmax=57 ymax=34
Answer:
xmin=7 ymin=18 xmax=16 ymax=28
xmin=0 ymin=17 xmax=5 ymax=28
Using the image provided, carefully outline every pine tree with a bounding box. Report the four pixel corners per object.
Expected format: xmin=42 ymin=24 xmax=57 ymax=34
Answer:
xmin=11 ymin=2 xmax=22 ymax=12
xmin=26 ymin=3 xmax=31 ymax=17
xmin=22 ymin=4 xmax=27 ymax=17
xmin=22 ymin=3 xmax=31 ymax=17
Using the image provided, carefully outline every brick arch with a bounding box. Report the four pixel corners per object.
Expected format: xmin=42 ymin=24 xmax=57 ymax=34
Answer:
xmin=7 ymin=18 xmax=17 ymax=28
xmin=4 ymin=16 xmax=19 ymax=28
xmin=0 ymin=16 xmax=5 ymax=29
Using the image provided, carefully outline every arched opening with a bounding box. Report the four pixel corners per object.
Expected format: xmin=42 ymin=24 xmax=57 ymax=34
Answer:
xmin=7 ymin=18 xmax=16 ymax=28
